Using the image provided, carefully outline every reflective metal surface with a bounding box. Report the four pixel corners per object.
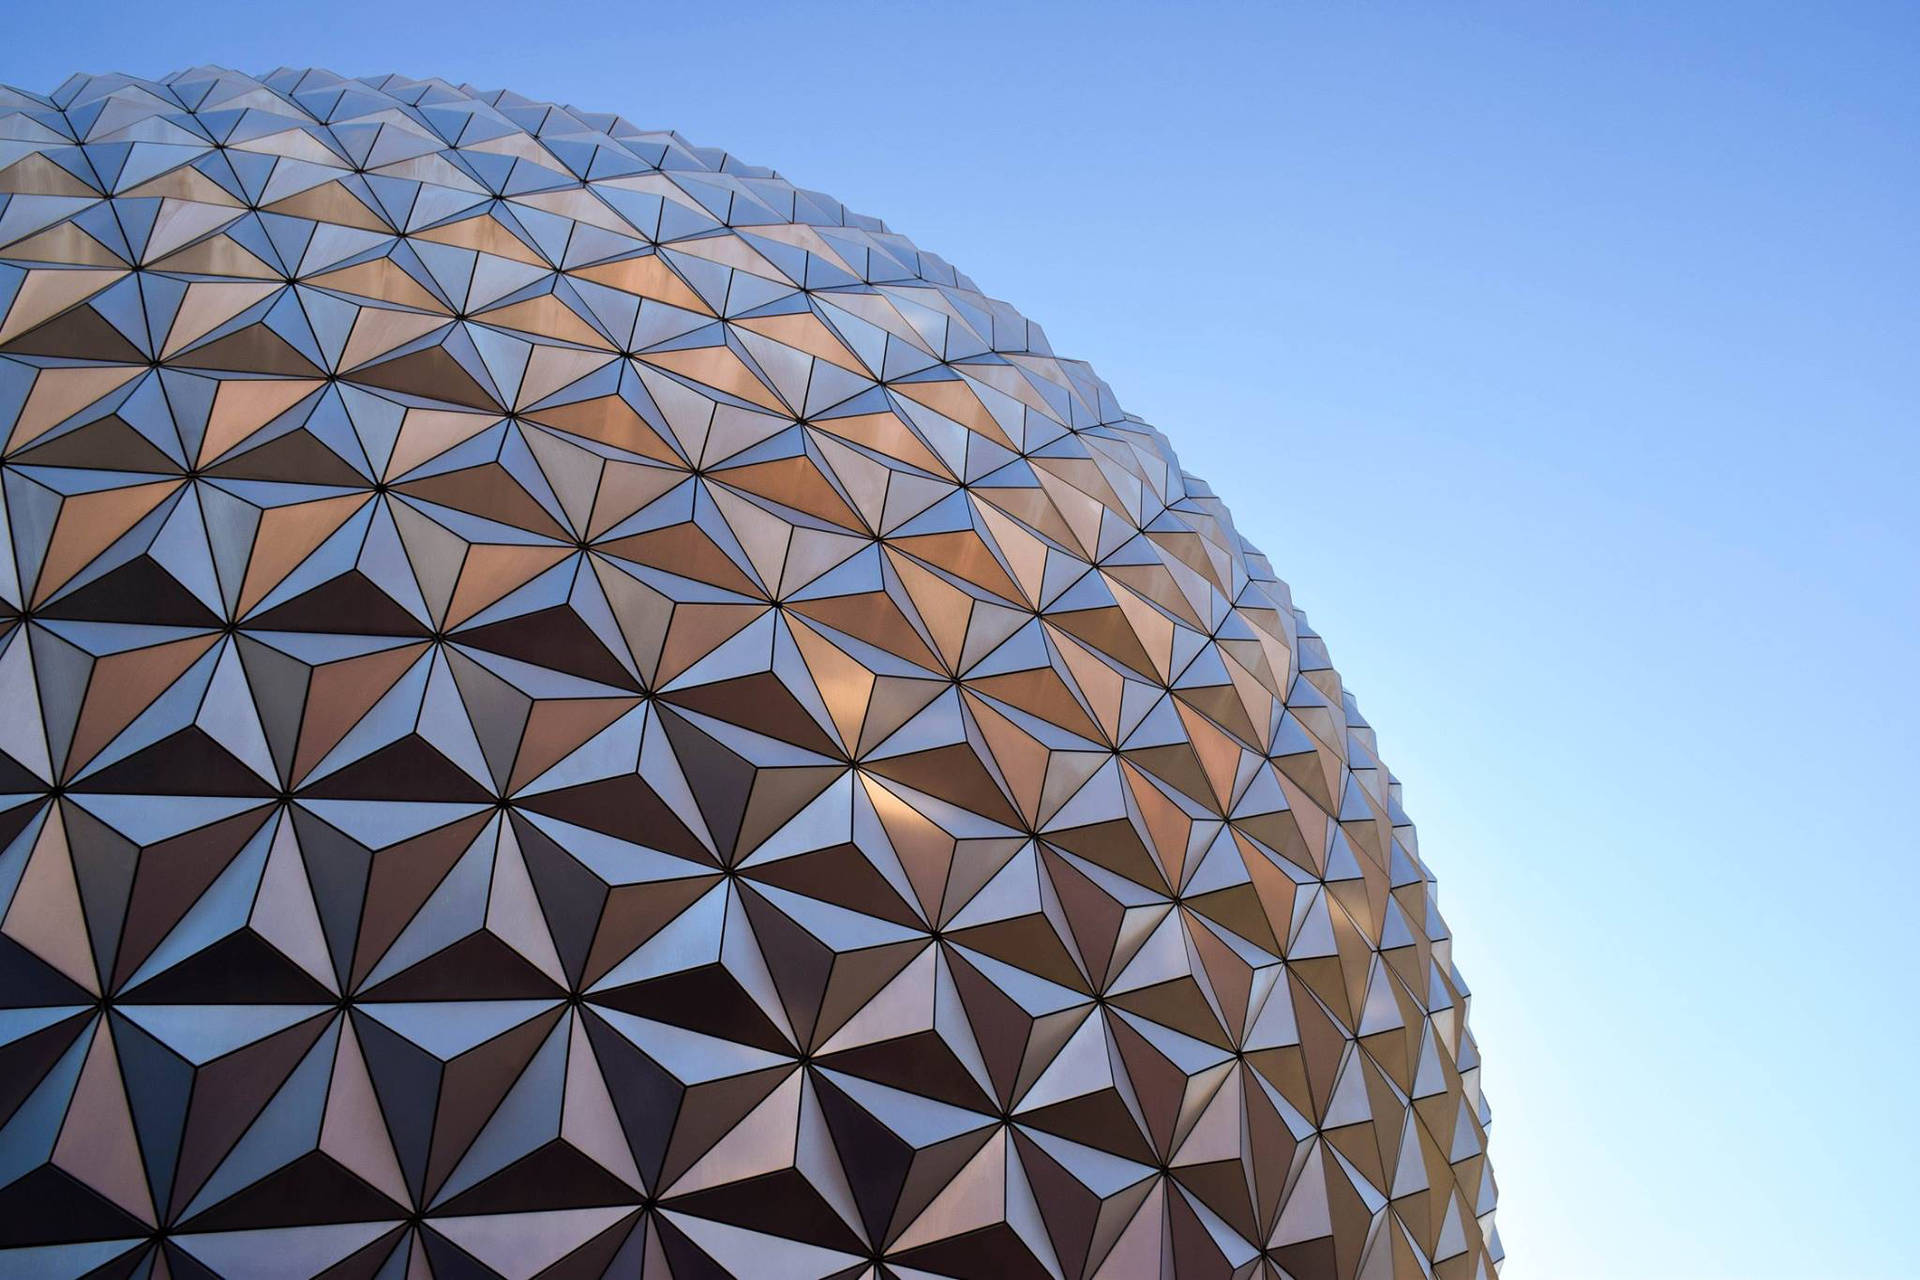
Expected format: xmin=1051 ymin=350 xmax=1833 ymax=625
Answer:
xmin=0 ymin=67 xmax=1499 ymax=1279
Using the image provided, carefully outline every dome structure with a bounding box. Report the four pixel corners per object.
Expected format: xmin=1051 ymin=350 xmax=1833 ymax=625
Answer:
xmin=0 ymin=67 xmax=1498 ymax=1280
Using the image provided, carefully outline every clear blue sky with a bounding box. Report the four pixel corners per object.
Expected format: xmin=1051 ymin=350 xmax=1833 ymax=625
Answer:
xmin=6 ymin=3 xmax=1917 ymax=1276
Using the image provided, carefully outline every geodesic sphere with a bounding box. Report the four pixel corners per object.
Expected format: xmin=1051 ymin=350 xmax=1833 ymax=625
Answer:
xmin=0 ymin=67 xmax=1498 ymax=1280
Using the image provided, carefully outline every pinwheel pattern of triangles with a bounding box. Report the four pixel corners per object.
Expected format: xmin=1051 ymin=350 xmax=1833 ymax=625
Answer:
xmin=0 ymin=67 xmax=1500 ymax=1280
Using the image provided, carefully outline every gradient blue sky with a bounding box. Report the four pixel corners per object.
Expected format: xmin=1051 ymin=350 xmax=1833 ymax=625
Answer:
xmin=6 ymin=3 xmax=1917 ymax=1276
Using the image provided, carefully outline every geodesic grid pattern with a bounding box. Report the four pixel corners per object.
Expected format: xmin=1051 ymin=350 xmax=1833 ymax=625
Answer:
xmin=0 ymin=65 xmax=1499 ymax=1280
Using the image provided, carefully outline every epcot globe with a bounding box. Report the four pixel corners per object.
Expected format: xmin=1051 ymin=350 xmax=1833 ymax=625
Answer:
xmin=0 ymin=68 xmax=1498 ymax=1280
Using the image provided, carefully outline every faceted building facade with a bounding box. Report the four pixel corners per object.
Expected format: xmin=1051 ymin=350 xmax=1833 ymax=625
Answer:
xmin=0 ymin=67 xmax=1498 ymax=1280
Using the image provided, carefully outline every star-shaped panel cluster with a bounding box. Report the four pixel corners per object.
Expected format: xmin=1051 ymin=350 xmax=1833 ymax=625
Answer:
xmin=0 ymin=67 xmax=1499 ymax=1280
